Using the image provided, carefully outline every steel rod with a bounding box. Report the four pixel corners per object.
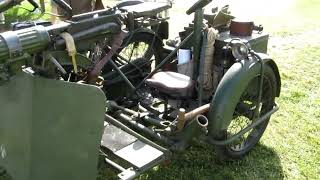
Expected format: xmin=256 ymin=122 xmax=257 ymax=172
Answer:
xmin=109 ymin=59 xmax=136 ymax=91
xmin=109 ymin=102 xmax=138 ymax=116
xmin=105 ymin=157 xmax=126 ymax=172
xmin=109 ymin=103 xmax=169 ymax=128
xmin=192 ymin=9 xmax=204 ymax=80
xmin=208 ymin=104 xmax=279 ymax=145
xmin=116 ymin=113 xmax=173 ymax=145
xmin=198 ymin=31 xmax=208 ymax=106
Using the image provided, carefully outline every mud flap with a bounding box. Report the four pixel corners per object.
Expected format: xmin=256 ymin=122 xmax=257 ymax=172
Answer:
xmin=0 ymin=72 xmax=105 ymax=180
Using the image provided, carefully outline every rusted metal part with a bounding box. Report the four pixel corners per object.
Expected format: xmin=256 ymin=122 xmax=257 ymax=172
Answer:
xmin=230 ymin=19 xmax=254 ymax=36
xmin=176 ymin=108 xmax=186 ymax=131
xmin=87 ymin=31 xmax=127 ymax=84
xmin=184 ymin=104 xmax=210 ymax=121
xmin=175 ymin=104 xmax=210 ymax=132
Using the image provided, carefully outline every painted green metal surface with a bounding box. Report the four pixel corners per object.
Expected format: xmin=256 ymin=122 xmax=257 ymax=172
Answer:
xmin=0 ymin=72 xmax=106 ymax=180
xmin=208 ymin=56 xmax=280 ymax=137
xmin=192 ymin=9 xmax=204 ymax=80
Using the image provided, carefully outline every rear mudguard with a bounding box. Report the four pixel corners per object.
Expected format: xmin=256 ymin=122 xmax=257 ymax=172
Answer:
xmin=208 ymin=53 xmax=281 ymax=137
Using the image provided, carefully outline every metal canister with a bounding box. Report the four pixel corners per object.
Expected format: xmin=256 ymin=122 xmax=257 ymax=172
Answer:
xmin=230 ymin=19 xmax=254 ymax=36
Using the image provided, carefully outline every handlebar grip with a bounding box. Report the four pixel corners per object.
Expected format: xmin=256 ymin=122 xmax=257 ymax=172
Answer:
xmin=186 ymin=0 xmax=212 ymax=15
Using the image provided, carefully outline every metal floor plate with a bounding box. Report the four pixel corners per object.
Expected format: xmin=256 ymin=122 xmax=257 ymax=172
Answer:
xmin=115 ymin=141 xmax=164 ymax=169
xmin=101 ymin=124 xmax=137 ymax=152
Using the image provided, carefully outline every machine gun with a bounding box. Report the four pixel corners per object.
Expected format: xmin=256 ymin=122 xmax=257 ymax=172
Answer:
xmin=0 ymin=0 xmax=172 ymax=85
xmin=0 ymin=1 xmax=173 ymax=179
xmin=0 ymin=6 xmax=125 ymax=180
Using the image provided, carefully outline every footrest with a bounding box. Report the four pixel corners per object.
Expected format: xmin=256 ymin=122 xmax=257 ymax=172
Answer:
xmin=101 ymin=123 xmax=137 ymax=152
xmin=115 ymin=140 xmax=164 ymax=169
xmin=101 ymin=123 xmax=167 ymax=180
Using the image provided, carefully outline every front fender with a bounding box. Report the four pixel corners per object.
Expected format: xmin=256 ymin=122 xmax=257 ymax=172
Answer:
xmin=208 ymin=55 xmax=280 ymax=137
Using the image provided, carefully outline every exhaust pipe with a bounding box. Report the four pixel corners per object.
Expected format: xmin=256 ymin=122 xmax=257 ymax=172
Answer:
xmin=176 ymin=104 xmax=210 ymax=131
xmin=172 ymin=115 xmax=208 ymax=151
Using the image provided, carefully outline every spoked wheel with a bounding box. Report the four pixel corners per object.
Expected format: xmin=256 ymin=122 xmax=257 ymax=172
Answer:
xmin=102 ymin=32 xmax=163 ymax=75
xmin=118 ymin=32 xmax=162 ymax=66
xmin=215 ymin=65 xmax=278 ymax=160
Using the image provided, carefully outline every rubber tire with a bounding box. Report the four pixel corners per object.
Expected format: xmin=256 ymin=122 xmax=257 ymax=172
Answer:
xmin=214 ymin=65 xmax=278 ymax=160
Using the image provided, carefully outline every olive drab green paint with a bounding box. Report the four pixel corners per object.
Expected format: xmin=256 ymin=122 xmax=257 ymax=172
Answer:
xmin=0 ymin=72 xmax=106 ymax=180
xmin=208 ymin=55 xmax=281 ymax=138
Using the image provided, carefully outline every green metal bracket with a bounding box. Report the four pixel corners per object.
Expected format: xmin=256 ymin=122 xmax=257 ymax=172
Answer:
xmin=192 ymin=9 xmax=204 ymax=80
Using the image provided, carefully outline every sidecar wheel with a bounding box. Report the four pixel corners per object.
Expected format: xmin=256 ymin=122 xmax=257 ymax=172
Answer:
xmin=214 ymin=65 xmax=278 ymax=160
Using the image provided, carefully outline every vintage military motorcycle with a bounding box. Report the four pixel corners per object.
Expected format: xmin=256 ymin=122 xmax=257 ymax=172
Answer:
xmin=0 ymin=0 xmax=280 ymax=179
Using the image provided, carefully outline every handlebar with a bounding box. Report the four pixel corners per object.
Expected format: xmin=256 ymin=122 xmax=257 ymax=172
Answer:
xmin=52 ymin=0 xmax=73 ymax=17
xmin=186 ymin=0 xmax=212 ymax=15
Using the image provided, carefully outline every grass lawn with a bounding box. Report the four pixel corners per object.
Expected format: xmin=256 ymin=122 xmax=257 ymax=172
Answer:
xmin=1 ymin=0 xmax=319 ymax=179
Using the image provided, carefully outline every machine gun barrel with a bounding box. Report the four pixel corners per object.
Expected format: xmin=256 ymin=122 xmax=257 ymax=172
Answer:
xmin=0 ymin=14 xmax=121 ymax=63
xmin=0 ymin=25 xmax=50 ymax=61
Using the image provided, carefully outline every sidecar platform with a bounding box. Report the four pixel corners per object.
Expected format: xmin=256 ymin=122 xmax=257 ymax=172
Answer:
xmin=101 ymin=123 xmax=167 ymax=180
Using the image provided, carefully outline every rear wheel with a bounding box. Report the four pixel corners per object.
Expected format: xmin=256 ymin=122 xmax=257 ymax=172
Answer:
xmin=101 ymin=33 xmax=163 ymax=99
xmin=214 ymin=65 xmax=278 ymax=160
xmin=102 ymin=32 xmax=163 ymax=76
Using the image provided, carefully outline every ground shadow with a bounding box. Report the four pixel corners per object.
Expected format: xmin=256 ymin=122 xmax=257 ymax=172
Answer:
xmin=1 ymin=142 xmax=283 ymax=180
xmin=139 ymin=143 xmax=284 ymax=180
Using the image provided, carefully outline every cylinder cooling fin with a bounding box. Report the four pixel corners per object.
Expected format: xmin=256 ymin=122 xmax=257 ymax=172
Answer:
xmin=0 ymin=25 xmax=51 ymax=62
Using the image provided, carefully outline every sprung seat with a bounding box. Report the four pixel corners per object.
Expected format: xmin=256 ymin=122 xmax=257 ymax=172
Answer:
xmin=145 ymin=71 xmax=194 ymax=98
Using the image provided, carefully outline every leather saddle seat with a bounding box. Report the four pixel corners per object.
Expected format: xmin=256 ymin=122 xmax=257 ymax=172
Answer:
xmin=145 ymin=71 xmax=194 ymax=98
